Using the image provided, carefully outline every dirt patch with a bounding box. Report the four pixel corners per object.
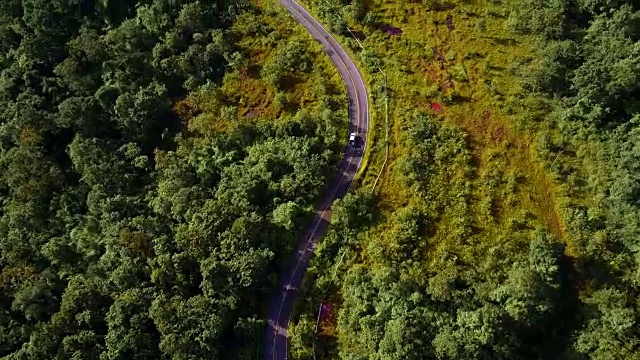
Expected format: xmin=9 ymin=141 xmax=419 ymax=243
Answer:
xmin=433 ymin=47 xmax=449 ymax=71
xmin=479 ymin=111 xmax=512 ymax=147
xmin=491 ymin=125 xmax=506 ymax=145
xmin=279 ymin=75 xmax=298 ymax=91
xmin=426 ymin=67 xmax=438 ymax=82
xmin=432 ymin=47 xmax=440 ymax=58
xmin=433 ymin=47 xmax=444 ymax=61
xmin=542 ymin=176 xmax=565 ymax=239
xmin=318 ymin=297 xmax=340 ymax=337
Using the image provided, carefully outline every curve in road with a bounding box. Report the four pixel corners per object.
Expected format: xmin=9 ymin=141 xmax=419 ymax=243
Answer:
xmin=263 ymin=0 xmax=369 ymax=359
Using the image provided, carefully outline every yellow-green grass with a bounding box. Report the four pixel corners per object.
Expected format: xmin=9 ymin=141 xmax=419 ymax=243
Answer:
xmin=375 ymin=3 xmax=558 ymax=224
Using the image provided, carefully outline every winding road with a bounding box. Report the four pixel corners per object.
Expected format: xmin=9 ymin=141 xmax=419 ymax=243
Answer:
xmin=263 ymin=0 xmax=370 ymax=359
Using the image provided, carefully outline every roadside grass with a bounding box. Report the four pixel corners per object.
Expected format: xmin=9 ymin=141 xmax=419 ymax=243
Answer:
xmin=293 ymin=0 xmax=565 ymax=235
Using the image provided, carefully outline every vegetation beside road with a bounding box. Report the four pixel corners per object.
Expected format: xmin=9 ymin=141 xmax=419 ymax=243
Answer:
xmin=289 ymin=1 xmax=640 ymax=359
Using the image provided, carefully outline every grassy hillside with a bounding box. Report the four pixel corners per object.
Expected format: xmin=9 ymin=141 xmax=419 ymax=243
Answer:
xmin=286 ymin=0 xmax=640 ymax=359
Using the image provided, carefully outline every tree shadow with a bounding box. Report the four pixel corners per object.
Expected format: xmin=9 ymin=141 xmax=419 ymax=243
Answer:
xmin=245 ymin=64 xmax=262 ymax=79
xmin=279 ymin=75 xmax=299 ymax=92
xmin=377 ymin=24 xmax=403 ymax=36
xmin=350 ymin=30 xmax=367 ymax=41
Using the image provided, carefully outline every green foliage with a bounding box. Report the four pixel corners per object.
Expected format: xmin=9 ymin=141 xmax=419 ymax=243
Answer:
xmin=492 ymin=230 xmax=564 ymax=327
xmin=262 ymin=38 xmax=314 ymax=89
xmin=317 ymin=1 xmax=347 ymax=34
xmin=574 ymin=288 xmax=639 ymax=359
xmin=0 ymin=1 xmax=345 ymax=358
xmin=289 ymin=314 xmax=316 ymax=360
xmin=570 ymin=5 xmax=640 ymax=123
xmin=520 ymin=39 xmax=578 ymax=94
xmin=505 ymin=0 xmax=568 ymax=39
xmin=449 ymin=63 xmax=468 ymax=82
xmin=422 ymin=0 xmax=444 ymax=10
xmin=476 ymin=18 xmax=487 ymax=33
xmin=307 ymin=191 xmax=375 ymax=284
xmin=331 ymin=191 xmax=375 ymax=231
xmin=360 ymin=49 xmax=382 ymax=73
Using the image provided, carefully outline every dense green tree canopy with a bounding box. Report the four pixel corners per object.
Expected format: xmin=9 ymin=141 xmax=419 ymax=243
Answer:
xmin=0 ymin=0 xmax=346 ymax=358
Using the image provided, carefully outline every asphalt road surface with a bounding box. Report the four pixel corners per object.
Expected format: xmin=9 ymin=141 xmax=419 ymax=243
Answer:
xmin=263 ymin=0 xmax=370 ymax=359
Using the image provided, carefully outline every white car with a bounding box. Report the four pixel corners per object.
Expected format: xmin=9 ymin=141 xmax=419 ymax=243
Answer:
xmin=349 ymin=132 xmax=356 ymax=146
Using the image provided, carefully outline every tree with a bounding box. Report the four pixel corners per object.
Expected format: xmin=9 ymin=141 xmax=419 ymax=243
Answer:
xmin=331 ymin=191 xmax=375 ymax=231
xmin=272 ymin=201 xmax=302 ymax=231
xmin=103 ymin=288 xmax=160 ymax=360
xmin=493 ymin=230 xmax=564 ymax=328
xmin=506 ymin=0 xmax=568 ymax=38
xmin=574 ymin=288 xmax=640 ymax=359
xmin=433 ymin=305 xmax=516 ymax=360
xmin=570 ymin=5 xmax=640 ymax=124
xmin=261 ymin=39 xmax=313 ymax=89
xmin=113 ymin=82 xmax=170 ymax=142
xmin=289 ymin=315 xmax=316 ymax=360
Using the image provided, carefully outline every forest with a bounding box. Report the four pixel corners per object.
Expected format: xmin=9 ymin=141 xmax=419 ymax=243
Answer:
xmin=1 ymin=0 xmax=639 ymax=359
xmin=0 ymin=0 xmax=347 ymax=359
